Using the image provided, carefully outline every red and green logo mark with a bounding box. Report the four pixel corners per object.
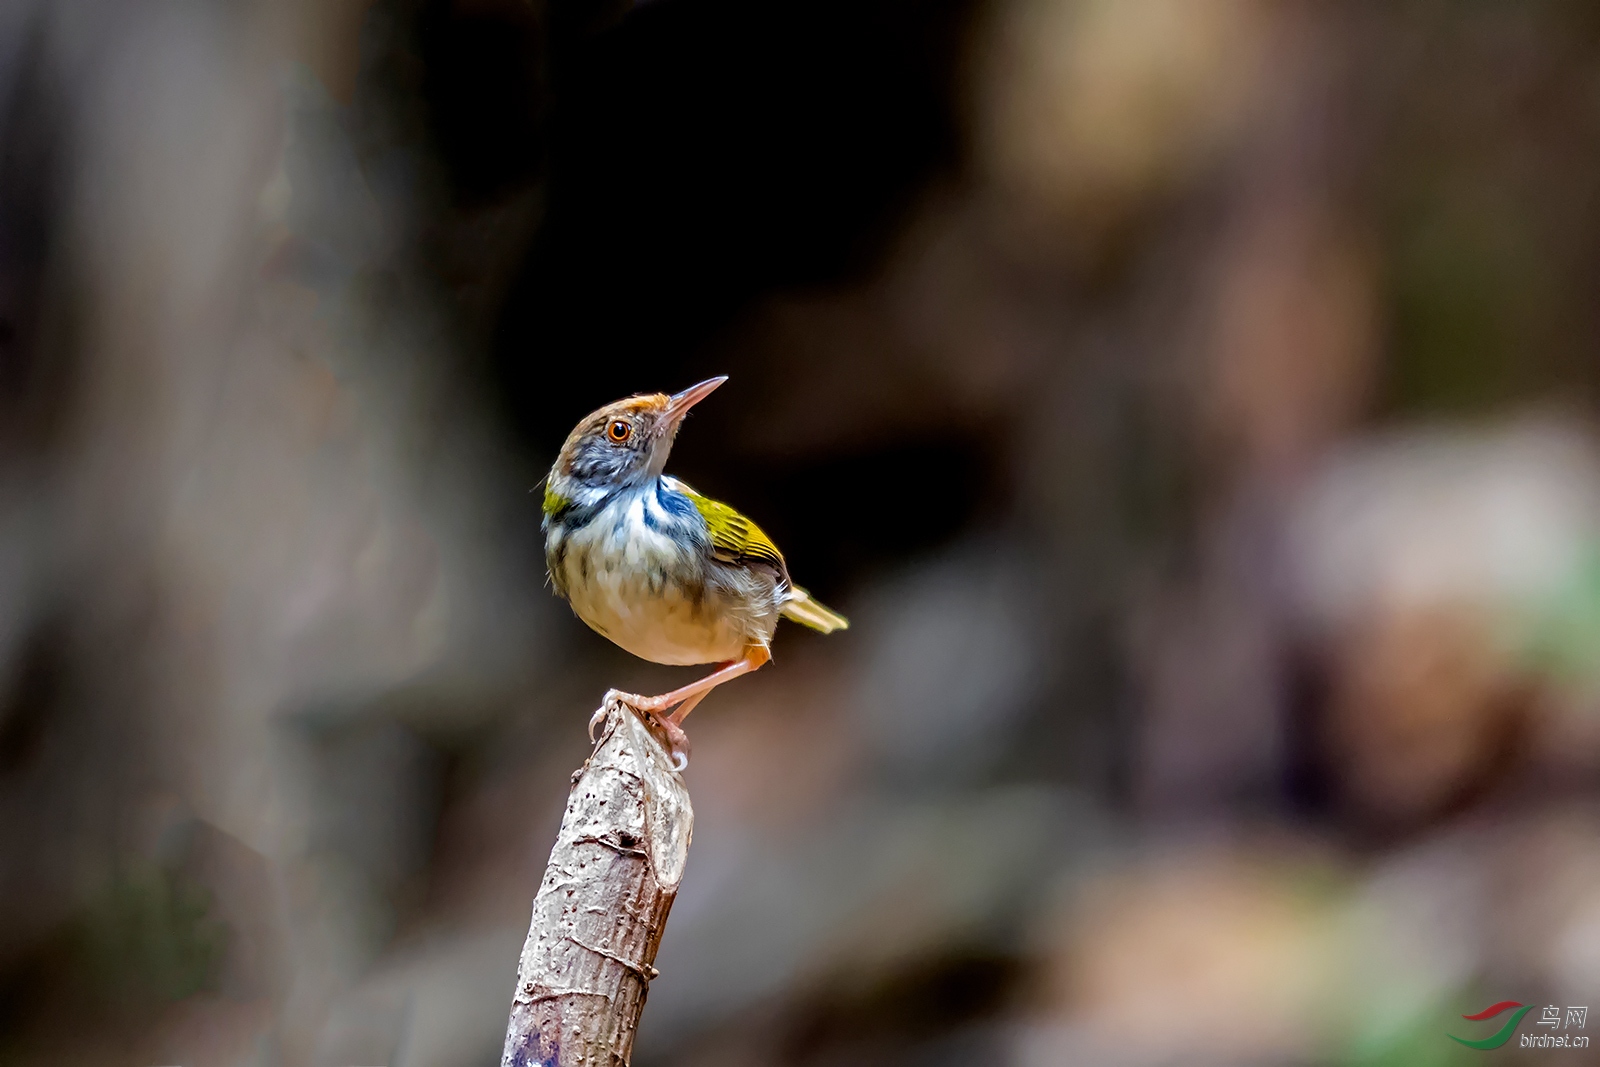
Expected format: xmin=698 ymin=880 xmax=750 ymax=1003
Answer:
xmin=1449 ymin=1002 xmax=1535 ymax=1050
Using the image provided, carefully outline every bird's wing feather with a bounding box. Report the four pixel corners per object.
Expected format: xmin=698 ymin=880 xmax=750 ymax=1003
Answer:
xmin=675 ymin=483 xmax=786 ymax=570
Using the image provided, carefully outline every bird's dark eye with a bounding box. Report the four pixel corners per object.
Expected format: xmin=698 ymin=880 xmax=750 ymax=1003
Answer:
xmin=607 ymin=419 xmax=632 ymax=443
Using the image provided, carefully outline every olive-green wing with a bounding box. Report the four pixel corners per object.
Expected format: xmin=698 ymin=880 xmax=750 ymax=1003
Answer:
xmin=675 ymin=479 xmax=850 ymax=632
xmin=676 ymin=483 xmax=787 ymax=571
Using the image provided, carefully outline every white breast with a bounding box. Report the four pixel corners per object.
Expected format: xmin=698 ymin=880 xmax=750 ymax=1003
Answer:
xmin=556 ymin=490 xmax=756 ymax=665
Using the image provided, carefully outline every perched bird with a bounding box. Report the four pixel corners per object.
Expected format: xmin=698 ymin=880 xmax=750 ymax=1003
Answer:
xmin=542 ymin=377 xmax=848 ymax=765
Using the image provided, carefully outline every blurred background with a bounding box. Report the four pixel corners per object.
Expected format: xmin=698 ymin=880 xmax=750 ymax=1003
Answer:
xmin=3 ymin=0 xmax=1600 ymax=1064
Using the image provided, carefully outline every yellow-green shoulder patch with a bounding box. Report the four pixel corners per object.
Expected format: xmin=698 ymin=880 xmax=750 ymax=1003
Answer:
xmin=679 ymin=486 xmax=785 ymax=569
xmin=543 ymin=484 xmax=572 ymax=519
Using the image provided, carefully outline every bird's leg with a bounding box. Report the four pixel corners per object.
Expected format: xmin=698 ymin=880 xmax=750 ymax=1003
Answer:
xmin=609 ymin=647 xmax=770 ymax=770
xmin=626 ymin=645 xmax=771 ymax=715
xmin=595 ymin=690 xmax=693 ymax=769
xmin=667 ymin=690 xmax=708 ymax=726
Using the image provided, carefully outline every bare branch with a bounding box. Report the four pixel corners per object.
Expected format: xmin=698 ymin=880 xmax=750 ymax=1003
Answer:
xmin=501 ymin=696 xmax=693 ymax=1067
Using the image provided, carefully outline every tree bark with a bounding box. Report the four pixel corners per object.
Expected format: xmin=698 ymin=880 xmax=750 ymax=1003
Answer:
xmin=501 ymin=695 xmax=693 ymax=1067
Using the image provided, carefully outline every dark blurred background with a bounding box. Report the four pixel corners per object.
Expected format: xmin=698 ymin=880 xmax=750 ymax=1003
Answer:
xmin=3 ymin=1 xmax=1600 ymax=1064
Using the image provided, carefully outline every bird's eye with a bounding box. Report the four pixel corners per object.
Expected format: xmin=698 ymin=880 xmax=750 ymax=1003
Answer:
xmin=607 ymin=419 xmax=632 ymax=443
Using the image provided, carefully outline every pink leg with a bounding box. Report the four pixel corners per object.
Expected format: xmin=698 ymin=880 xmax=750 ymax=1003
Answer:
xmin=668 ymin=689 xmax=709 ymax=726
xmin=610 ymin=647 xmax=771 ymax=769
xmin=596 ymin=690 xmax=695 ymax=766
xmin=626 ymin=646 xmax=771 ymax=714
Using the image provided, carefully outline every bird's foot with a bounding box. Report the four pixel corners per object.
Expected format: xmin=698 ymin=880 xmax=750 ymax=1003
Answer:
xmin=603 ymin=689 xmax=691 ymax=771
xmin=622 ymin=692 xmax=674 ymax=714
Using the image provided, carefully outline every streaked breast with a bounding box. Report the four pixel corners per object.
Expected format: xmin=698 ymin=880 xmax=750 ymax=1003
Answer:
xmin=555 ymin=487 xmax=753 ymax=665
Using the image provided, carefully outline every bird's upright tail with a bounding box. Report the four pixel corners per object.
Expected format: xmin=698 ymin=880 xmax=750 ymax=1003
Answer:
xmin=781 ymin=584 xmax=850 ymax=633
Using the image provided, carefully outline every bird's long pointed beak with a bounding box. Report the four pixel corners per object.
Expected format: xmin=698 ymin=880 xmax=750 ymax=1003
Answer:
xmin=664 ymin=376 xmax=727 ymax=425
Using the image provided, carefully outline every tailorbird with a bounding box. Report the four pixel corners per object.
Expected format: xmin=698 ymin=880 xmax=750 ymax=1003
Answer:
xmin=542 ymin=377 xmax=848 ymax=766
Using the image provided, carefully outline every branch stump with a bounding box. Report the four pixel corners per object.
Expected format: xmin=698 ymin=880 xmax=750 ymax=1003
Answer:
xmin=501 ymin=695 xmax=693 ymax=1067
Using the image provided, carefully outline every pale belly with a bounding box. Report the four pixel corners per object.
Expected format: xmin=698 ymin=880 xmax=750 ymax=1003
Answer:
xmin=549 ymin=485 xmax=783 ymax=665
xmin=560 ymin=545 xmax=770 ymax=666
xmin=571 ymin=569 xmax=751 ymax=665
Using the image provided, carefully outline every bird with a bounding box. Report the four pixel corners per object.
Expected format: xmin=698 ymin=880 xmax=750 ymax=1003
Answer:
xmin=541 ymin=376 xmax=848 ymax=766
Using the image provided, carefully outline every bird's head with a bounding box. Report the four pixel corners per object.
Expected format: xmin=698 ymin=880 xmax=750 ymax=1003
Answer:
xmin=545 ymin=376 xmax=726 ymax=515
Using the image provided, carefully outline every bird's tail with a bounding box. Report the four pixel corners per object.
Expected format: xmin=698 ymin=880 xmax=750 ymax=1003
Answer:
xmin=781 ymin=585 xmax=849 ymax=633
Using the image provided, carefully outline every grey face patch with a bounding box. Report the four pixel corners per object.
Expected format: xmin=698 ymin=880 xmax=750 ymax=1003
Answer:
xmin=558 ymin=403 xmax=674 ymax=498
xmin=567 ymin=434 xmax=646 ymax=488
